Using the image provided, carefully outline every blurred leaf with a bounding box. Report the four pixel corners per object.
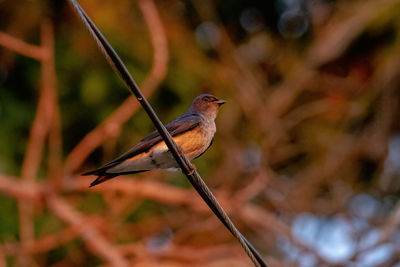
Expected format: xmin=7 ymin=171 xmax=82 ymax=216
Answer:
xmin=80 ymin=71 xmax=108 ymax=105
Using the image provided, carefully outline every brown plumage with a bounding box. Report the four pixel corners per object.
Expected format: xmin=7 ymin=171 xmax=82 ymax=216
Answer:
xmin=82 ymin=94 xmax=226 ymax=187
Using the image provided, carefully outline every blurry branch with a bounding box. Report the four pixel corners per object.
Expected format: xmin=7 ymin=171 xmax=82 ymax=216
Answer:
xmin=0 ymin=31 xmax=46 ymax=60
xmin=351 ymin=54 xmax=400 ymax=258
xmin=48 ymin=104 xmax=63 ymax=185
xmin=18 ymin=23 xmax=57 ymax=262
xmin=64 ymin=0 xmax=168 ymax=173
xmin=119 ymin=242 xmax=245 ymax=263
xmin=265 ymin=68 xmax=313 ymax=117
xmin=232 ymin=172 xmax=268 ymax=203
xmin=287 ymin=135 xmax=357 ymax=210
xmin=66 ymin=0 xmax=267 ymax=266
xmin=262 ymin=67 xmax=315 ymax=139
xmin=1 ymin=227 xmax=78 ymax=256
xmin=0 ymin=172 xmax=221 ymax=215
xmin=291 ymin=49 xmax=400 ymax=210
xmin=21 ymin=23 xmax=57 ymax=185
xmin=379 ymin=188 xmax=400 ymax=243
xmin=0 ymin=174 xmax=42 ymax=201
xmin=0 ymin=173 xmax=200 ymax=216
xmin=120 ymin=239 xmax=289 ymax=267
xmin=307 ymin=0 xmax=400 ymax=66
xmin=239 ymin=205 xmax=290 ymax=238
xmin=358 ymin=52 xmax=400 ymax=158
xmin=131 ymin=259 xmax=252 ymax=267
xmin=137 ymin=0 xmax=169 ymax=93
xmin=352 ymin=202 xmax=400 ymax=258
xmin=218 ymin=29 xmax=265 ymax=117
xmin=283 ymin=100 xmax=336 ymax=130
xmin=0 ymin=22 xmax=60 ymax=265
xmin=44 ymin=22 xmax=62 ymax=186
xmin=66 ymin=176 xmax=200 ymax=207
xmin=0 ymin=172 xmax=284 ymax=236
xmin=46 ymin=195 xmax=129 ymax=266
xmin=240 ymin=204 xmax=336 ymax=266
xmin=0 ymin=170 xmax=328 ymax=265
xmin=0 ymin=251 xmax=5 ymax=267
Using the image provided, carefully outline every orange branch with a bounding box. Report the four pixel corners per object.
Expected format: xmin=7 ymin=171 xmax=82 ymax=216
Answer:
xmin=0 ymin=31 xmax=46 ymax=60
xmin=0 ymin=174 xmax=42 ymax=201
xmin=18 ymin=22 xmax=56 ymax=251
xmin=119 ymin=242 xmax=245 ymax=263
xmin=42 ymin=22 xmax=63 ymax=186
xmin=66 ymin=176 xmax=201 ymax=208
xmin=1 ymin=227 xmax=78 ymax=256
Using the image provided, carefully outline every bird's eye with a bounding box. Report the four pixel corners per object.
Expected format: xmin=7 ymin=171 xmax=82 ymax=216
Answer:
xmin=203 ymin=96 xmax=210 ymax=101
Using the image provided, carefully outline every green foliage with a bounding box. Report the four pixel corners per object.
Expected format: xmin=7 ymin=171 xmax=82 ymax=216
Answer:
xmin=77 ymin=193 xmax=106 ymax=214
xmin=35 ymin=211 xmax=65 ymax=238
xmin=125 ymin=199 xmax=172 ymax=223
xmin=0 ymin=195 xmax=19 ymax=242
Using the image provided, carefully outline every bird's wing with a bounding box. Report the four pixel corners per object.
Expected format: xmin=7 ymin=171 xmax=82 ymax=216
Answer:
xmin=82 ymin=113 xmax=202 ymax=176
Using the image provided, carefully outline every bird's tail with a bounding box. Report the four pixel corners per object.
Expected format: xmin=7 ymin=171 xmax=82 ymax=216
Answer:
xmin=83 ymin=169 xmax=149 ymax=187
xmin=89 ymin=174 xmax=118 ymax=187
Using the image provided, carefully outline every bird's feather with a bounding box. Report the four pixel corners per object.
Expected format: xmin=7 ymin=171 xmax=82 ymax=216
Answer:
xmin=82 ymin=113 xmax=202 ymax=178
xmin=193 ymin=138 xmax=213 ymax=159
xmin=89 ymin=170 xmax=146 ymax=187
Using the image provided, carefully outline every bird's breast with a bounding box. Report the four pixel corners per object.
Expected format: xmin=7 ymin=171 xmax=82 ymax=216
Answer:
xmin=175 ymin=126 xmax=213 ymax=159
xmin=152 ymin=122 xmax=215 ymax=160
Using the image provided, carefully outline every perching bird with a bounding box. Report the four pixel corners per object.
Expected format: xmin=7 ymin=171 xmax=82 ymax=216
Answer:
xmin=83 ymin=94 xmax=226 ymax=187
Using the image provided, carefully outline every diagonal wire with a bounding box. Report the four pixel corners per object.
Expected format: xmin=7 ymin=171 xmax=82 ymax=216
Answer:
xmin=67 ymin=1 xmax=267 ymax=266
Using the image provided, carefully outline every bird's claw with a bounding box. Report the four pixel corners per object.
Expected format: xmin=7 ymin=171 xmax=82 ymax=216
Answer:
xmin=187 ymin=163 xmax=196 ymax=175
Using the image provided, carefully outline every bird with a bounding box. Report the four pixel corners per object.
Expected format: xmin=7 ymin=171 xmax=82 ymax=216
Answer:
xmin=82 ymin=94 xmax=227 ymax=187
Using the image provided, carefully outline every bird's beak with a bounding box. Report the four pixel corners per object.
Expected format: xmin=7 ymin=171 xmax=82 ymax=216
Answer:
xmin=215 ymin=99 xmax=227 ymax=105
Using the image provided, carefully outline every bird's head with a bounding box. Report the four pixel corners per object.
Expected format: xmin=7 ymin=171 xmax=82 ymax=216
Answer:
xmin=189 ymin=94 xmax=227 ymax=120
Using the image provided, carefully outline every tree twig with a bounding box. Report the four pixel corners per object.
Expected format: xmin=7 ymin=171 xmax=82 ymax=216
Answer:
xmin=0 ymin=31 xmax=46 ymax=60
xmin=17 ymin=23 xmax=56 ymax=265
xmin=0 ymin=174 xmax=42 ymax=201
xmin=1 ymin=227 xmax=78 ymax=256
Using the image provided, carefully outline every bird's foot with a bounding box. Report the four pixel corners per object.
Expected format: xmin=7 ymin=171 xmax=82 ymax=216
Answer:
xmin=187 ymin=163 xmax=196 ymax=175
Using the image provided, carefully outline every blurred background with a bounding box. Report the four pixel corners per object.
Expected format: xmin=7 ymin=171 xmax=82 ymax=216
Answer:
xmin=1 ymin=0 xmax=400 ymax=266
